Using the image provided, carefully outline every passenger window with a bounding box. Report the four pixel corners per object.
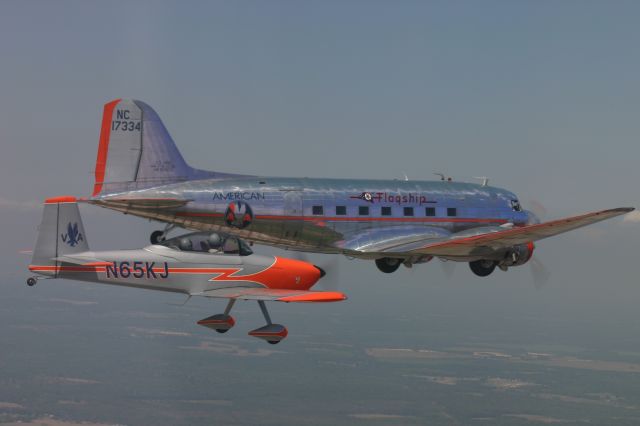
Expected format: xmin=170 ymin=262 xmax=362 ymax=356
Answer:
xmin=312 ymin=205 xmax=323 ymax=215
xmin=381 ymin=206 xmax=392 ymax=216
xmin=425 ymin=207 xmax=436 ymax=216
xmin=359 ymin=206 xmax=369 ymax=216
xmin=336 ymin=206 xmax=347 ymax=215
xmin=447 ymin=208 xmax=457 ymax=217
xmin=403 ymin=207 xmax=414 ymax=216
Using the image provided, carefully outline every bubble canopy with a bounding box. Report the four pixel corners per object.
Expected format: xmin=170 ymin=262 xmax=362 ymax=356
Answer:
xmin=157 ymin=232 xmax=253 ymax=256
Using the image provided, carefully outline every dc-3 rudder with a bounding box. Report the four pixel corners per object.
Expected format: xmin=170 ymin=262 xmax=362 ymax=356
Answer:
xmin=27 ymin=196 xmax=346 ymax=344
xmin=86 ymin=100 xmax=634 ymax=278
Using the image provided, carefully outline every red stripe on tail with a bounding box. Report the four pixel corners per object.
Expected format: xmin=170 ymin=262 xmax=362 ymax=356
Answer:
xmin=93 ymin=99 xmax=121 ymax=196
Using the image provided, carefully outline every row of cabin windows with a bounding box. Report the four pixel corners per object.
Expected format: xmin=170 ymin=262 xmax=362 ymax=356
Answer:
xmin=311 ymin=205 xmax=457 ymax=217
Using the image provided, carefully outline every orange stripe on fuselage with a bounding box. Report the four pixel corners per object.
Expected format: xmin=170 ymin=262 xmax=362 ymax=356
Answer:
xmin=29 ymin=265 xmax=107 ymax=273
xmin=93 ymin=99 xmax=121 ymax=196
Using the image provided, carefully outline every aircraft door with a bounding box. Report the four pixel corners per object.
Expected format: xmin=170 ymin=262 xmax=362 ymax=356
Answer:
xmin=282 ymin=191 xmax=304 ymax=242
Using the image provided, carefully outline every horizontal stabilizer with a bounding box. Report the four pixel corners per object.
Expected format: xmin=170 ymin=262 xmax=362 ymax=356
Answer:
xmin=197 ymin=287 xmax=348 ymax=303
xmin=88 ymin=198 xmax=190 ymax=210
xmin=52 ymin=256 xmax=110 ymax=266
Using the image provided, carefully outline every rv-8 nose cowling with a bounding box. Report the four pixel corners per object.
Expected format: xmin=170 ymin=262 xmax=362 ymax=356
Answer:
xmin=253 ymin=257 xmax=323 ymax=291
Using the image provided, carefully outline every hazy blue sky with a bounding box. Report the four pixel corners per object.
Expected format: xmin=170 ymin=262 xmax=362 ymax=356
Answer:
xmin=1 ymin=0 xmax=638 ymax=299
xmin=1 ymin=2 xmax=640 ymax=424
xmin=1 ymin=0 xmax=640 ymax=376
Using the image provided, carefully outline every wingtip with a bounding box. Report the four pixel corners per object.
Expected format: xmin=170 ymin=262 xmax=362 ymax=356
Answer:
xmin=279 ymin=291 xmax=348 ymax=303
xmin=44 ymin=196 xmax=77 ymax=204
xmin=613 ymin=207 xmax=635 ymax=214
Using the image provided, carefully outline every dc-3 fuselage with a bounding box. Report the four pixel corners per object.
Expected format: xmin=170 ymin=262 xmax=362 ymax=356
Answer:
xmin=86 ymin=99 xmax=633 ymax=277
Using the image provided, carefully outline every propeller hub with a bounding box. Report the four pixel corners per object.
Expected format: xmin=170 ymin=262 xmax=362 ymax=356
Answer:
xmin=314 ymin=265 xmax=327 ymax=278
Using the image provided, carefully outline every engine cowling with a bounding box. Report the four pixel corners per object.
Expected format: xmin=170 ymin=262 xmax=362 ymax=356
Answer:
xmin=498 ymin=242 xmax=535 ymax=267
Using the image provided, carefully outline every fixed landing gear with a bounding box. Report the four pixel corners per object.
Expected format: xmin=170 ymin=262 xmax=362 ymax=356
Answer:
xmin=26 ymin=277 xmax=37 ymax=287
xmin=197 ymin=300 xmax=236 ymax=333
xmin=249 ymin=301 xmax=288 ymax=344
xmin=197 ymin=299 xmax=289 ymax=344
xmin=375 ymin=257 xmax=402 ymax=274
xmin=469 ymin=259 xmax=497 ymax=277
xmin=150 ymin=224 xmax=176 ymax=244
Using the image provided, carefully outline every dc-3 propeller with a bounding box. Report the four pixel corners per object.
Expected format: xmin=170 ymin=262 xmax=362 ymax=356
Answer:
xmin=438 ymin=200 xmax=550 ymax=288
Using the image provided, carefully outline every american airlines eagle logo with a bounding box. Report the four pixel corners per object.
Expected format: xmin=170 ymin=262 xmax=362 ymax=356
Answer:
xmin=61 ymin=222 xmax=83 ymax=247
xmin=225 ymin=201 xmax=254 ymax=229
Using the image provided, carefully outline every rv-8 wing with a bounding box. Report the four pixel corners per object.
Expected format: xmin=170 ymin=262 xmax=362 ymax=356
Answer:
xmin=343 ymin=207 xmax=633 ymax=257
xmin=196 ymin=287 xmax=347 ymax=303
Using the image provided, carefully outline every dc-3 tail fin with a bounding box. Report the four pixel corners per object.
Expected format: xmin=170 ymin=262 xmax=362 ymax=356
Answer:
xmin=31 ymin=196 xmax=89 ymax=275
xmin=92 ymin=99 xmax=239 ymax=197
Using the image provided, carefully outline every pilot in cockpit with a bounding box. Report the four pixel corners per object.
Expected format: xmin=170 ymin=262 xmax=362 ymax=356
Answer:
xmin=207 ymin=233 xmax=223 ymax=253
xmin=160 ymin=232 xmax=253 ymax=256
xmin=179 ymin=237 xmax=193 ymax=251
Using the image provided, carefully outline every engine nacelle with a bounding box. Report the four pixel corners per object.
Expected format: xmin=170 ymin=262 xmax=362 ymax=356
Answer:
xmin=498 ymin=242 xmax=535 ymax=267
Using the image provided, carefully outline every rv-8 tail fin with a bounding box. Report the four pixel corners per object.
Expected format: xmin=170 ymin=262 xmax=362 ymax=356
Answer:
xmin=30 ymin=196 xmax=89 ymax=275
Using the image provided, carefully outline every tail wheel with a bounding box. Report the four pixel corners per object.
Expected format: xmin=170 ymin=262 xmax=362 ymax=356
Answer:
xmin=469 ymin=260 xmax=497 ymax=277
xmin=375 ymin=258 xmax=402 ymax=274
xmin=150 ymin=230 xmax=165 ymax=245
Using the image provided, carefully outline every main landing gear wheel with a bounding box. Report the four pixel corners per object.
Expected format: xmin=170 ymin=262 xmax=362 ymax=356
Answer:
xmin=375 ymin=258 xmax=402 ymax=274
xmin=248 ymin=301 xmax=288 ymax=344
xmin=469 ymin=260 xmax=497 ymax=277
xmin=197 ymin=300 xmax=236 ymax=333
xmin=26 ymin=277 xmax=37 ymax=287
xmin=150 ymin=230 xmax=166 ymax=245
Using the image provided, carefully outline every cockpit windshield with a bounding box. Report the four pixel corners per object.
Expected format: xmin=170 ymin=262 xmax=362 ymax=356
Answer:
xmin=510 ymin=199 xmax=522 ymax=212
xmin=158 ymin=232 xmax=253 ymax=256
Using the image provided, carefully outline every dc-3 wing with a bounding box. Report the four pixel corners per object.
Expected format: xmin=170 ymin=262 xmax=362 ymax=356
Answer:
xmin=342 ymin=208 xmax=634 ymax=257
xmin=195 ymin=287 xmax=347 ymax=303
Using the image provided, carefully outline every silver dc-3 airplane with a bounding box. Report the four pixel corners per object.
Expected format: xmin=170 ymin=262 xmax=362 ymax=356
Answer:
xmin=84 ymin=99 xmax=633 ymax=277
xmin=27 ymin=196 xmax=345 ymax=344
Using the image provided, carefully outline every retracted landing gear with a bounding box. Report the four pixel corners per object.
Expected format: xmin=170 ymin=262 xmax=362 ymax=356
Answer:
xmin=469 ymin=259 xmax=497 ymax=277
xmin=197 ymin=300 xmax=236 ymax=333
xmin=248 ymin=301 xmax=288 ymax=344
xmin=150 ymin=224 xmax=176 ymax=245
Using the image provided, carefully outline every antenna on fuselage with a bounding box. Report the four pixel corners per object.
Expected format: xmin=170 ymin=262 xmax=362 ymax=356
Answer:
xmin=473 ymin=176 xmax=490 ymax=187
xmin=434 ymin=172 xmax=453 ymax=182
